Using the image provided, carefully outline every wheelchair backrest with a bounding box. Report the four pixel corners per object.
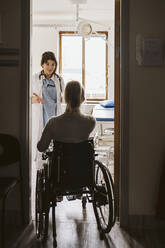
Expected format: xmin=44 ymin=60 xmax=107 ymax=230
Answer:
xmin=50 ymin=139 xmax=95 ymax=190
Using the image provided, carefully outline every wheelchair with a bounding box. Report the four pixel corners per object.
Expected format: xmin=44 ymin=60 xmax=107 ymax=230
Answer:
xmin=35 ymin=138 xmax=116 ymax=247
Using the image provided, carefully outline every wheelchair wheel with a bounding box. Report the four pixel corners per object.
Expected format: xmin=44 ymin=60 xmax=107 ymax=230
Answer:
xmin=104 ymin=165 xmax=116 ymax=226
xmin=93 ymin=160 xmax=115 ymax=234
xmin=35 ymin=169 xmax=49 ymax=241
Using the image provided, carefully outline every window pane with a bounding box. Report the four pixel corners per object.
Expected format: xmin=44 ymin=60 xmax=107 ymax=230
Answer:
xmin=85 ymin=36 xmax=106 ymax=99
xmin=61 ymin=35 xmax=82 ymax=85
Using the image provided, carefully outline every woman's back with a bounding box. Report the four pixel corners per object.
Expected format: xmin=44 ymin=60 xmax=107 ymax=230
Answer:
xmin=48 ymin=111 xmax=95 ymax=142
xmin=37 ymin=80 xmax=96 ymax=152
xmin=37 ymin=110 xmax=95 ymax=152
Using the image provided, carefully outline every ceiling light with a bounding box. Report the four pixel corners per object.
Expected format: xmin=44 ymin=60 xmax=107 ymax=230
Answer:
xmin=77 ymin=21 xmax=92 ymax=37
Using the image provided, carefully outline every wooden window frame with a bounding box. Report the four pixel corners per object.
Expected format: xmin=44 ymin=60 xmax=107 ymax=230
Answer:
xmin=59 ymin=31 xmax=108 ymax=101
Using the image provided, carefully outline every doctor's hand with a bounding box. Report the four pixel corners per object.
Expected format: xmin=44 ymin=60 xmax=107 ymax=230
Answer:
xmin=32 ymin=93 xmax=44 ymax=104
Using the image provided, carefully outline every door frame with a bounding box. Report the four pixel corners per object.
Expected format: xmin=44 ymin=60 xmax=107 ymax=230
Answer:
xmin=114 ymin=0 xmax=129 ymax=227
xmin=119 ymin=0 xmax=129 ymax=227
xmin=21 ymin=0 xmax=130 ymax=227
xmin=114 ymin=0 xmax=120 ymax=220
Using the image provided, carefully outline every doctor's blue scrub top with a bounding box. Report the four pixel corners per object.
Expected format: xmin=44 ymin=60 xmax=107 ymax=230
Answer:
xmin=42 ymin=78 xmax=57 ymax=127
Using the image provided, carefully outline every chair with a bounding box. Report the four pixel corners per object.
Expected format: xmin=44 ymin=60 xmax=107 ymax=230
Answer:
xmin=0 ymin=133 xmax=24 ymax=247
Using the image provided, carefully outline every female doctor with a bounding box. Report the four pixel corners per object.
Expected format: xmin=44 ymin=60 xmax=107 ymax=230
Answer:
xmin=32 ymin=51 xmax=65 ymax=168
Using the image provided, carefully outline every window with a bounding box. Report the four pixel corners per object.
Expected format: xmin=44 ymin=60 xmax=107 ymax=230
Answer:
xmin=59 ymin=32 xmax=108 ymax=101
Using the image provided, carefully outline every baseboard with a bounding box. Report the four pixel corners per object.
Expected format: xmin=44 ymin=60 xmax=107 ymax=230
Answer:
xmin=127 ymin=215 xmax=165 ymax=230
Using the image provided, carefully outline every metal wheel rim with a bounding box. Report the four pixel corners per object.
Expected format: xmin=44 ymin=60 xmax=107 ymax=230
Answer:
xmin=93 ymin=160 xmax=113 ymax=233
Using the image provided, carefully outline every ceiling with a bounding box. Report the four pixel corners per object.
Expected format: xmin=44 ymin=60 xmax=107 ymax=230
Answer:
xmin=32 ymin=0 xmax=114 ymax=26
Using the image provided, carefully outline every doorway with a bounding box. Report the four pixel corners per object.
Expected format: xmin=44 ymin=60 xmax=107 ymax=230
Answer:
xmin=21 ymin=0 xmax=127 ymax=225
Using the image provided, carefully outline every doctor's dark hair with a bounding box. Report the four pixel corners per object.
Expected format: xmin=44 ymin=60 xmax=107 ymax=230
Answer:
xmin=65 ymin=81 xmax=85 ymax=110
xmin=39 ymin=51 xmax=62 ymax=81
xmin=41 ymin=51 xmax=57 ymax=69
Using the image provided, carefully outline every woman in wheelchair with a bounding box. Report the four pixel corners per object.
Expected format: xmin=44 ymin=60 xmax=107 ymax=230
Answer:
xmin=37 ymin=80 xmax=96 ymax=151
xmin=35 ymin=81 xmax=116 ymax=246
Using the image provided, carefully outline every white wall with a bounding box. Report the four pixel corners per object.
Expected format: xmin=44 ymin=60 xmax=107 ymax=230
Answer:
xmin=128 ymin=0 xmax=165 ymax=215
xmin=32 ymin=27 xmax=58 ymax=74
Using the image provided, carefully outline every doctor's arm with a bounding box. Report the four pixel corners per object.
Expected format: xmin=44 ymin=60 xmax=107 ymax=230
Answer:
xmin=31 ymin=74 xmax=44 ymax=104
xmin=37 ymin=120 xmax=52 ymax=152
xmin=32 ymin=93 xmax=44 ymax=104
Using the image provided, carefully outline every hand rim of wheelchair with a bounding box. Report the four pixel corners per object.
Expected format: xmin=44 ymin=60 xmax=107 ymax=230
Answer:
xmin=93 ymin=160 xmax=116 ymax=233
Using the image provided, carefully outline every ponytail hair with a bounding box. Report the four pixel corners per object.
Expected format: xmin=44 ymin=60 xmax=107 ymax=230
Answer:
xmin=65 ymin=81 xmax=85 ymax=110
